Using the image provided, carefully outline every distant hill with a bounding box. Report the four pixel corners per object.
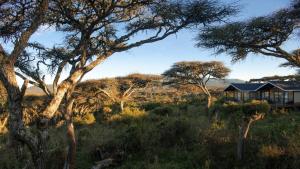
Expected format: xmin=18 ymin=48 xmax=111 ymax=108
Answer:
xmin=26 ymin=85 xmax=53 ymax=96
xmin=25 ymin=78 xmax=245 ymax=96
xmin=206 ymin=79 xmax=245 ymax=88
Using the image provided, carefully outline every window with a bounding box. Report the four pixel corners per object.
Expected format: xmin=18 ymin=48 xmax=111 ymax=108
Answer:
xmin=244 ymin=92 xmax=249 ymax=101
xmin=262 ymin=91 xmax=269 ymax=100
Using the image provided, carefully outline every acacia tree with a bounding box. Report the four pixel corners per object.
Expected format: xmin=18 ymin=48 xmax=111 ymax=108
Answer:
xmin=162 ymin=61 xmax=230 ymax=111
xmin=95 ymin=74 xmax=157 ymax=111
xmin=197 ymin=0 xmax=300 ymax=67
xmin=0 ymin=1 xmax=50 ymax=168
xmin=0 ymin=0 xmax=236 ymax=168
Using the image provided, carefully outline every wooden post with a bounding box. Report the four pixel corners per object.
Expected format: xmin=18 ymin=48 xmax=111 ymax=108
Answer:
xmin=293 ymin=91 xmax=295 ymax=104
xmin=283 ymin=92 xmax=285 ymax=106
xmin=242 ymin=92 xmax=244 ymax=102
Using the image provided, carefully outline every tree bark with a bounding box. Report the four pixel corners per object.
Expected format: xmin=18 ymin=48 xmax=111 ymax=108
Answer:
xmin=0 ymin=116 xmax=8 ymax=132
xmin=0 ymin=62 xmax=44 ymax=168
xmin=120 ymin=100 xmax=124 ymax=112
xmin=32 ymin=130 xmax=48 ymax=169
xmin=0 ymin=62 xmax=25 ymax=157
xmin=206 ymin=94 xmax=213 ymax=121
xmin=207 ymin=95 xmax=212 ymax=109
xmin=64 ymin=90 xmax=76 ymax=169
xmin=237 ymin=114 xmax=264 ymax=160
xmin=237 ymin=118 xmax=253 ymax=160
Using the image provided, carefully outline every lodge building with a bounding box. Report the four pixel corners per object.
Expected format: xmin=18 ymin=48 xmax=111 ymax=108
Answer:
xmin=224 ymin=81 xmax=300 ymax=107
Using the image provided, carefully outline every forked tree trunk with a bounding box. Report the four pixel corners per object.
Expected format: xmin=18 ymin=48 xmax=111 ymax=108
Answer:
xmin=0 ymin=63 xmax=78 ymax=169
xmin=237 ymin=114 xmax=264 ymax=160
xmin=237 ymin=118 xmax=253 ymax=160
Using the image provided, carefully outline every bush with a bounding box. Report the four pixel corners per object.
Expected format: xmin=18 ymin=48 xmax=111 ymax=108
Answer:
xmin=220 ymin=101 xmax=242 ymax=115
xmin=259 ymin=144 xmax=285 ymax=158
xmin=142 ymin=102 xmax=163 ymax=111
xmin=157 ymin=117 xmax=195 ymax=148
xmin=151 ymin=106 xmax=174 ymax=116
xmin=74 ymin=112 xmax=96 ymax=125
xmin=217 ymin=100 xmax=270 ymax=117
xmin=243 ymin=100 xmax=270 ymax=116
xmin=183 ymin=94 xmax=206 ymax=105
xmin=108 ymin=107 xmax=147 ymax=123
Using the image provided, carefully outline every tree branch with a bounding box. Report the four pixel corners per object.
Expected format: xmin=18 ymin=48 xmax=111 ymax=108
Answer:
xmin=9 ymin=0 xmax=49 ymax=63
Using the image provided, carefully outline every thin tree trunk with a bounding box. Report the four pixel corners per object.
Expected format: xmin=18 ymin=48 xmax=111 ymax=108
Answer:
xmin=206 ymin=94 xmax=212 ymax=121
xmin=207 ymin=95 xmax=212 ymax=109
xmin=237 ymin=118 xmax=253 ymax=160
xmin=120 ymin=100 xmax=124 ymax=112
xmin=64 ymin=90 xmax=76 ymax=169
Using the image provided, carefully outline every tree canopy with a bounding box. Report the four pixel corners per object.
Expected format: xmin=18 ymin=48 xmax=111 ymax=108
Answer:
xmin=78 ymin=74 xmax=160 ymax=111
xmin=163 ymin=61 xmax=230 ymax=109
xmin=163 ymin=61 xmax=230 ymax=86
xmin=196 ymin=0 xmax=300 ymax=66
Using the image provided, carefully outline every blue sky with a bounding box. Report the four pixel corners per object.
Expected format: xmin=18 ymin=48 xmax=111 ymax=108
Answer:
xmin=20 ymin=0 xmax=300 ymax=83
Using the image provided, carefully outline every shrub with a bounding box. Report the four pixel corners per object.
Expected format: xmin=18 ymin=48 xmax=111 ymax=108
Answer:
xmin=216 ymin=100 xmax=270 ymax=117
xmin=184 ymin=94 xmax=206 ymax=105
xmin=220 ymin=101 xmax=242 ymax=115
xmin=74 ymin=112 xmax=96 ymax=125
xmin=100 ymin=106 xmax=114 ymax=120
xmin=142 ymin=102 xmax=163 ymax=111
xmin=243 ymin=100 xmax=270 ymax=116
xmin=103 ymin=106 xmax=113 ymax=113
xmin=259 ymin=144 xmax=285 ymax=158
xmin=158 ymin=117 xmax=195 ymax=147
xmin=108 ymin=107 xmax=147 ymax=123
xmin=151 ymin=106 xmax=174 ymax=116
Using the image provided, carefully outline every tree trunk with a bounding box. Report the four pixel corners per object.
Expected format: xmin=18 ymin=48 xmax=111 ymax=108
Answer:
xmin=237 ymin=125 xmax=245 ymax=160
xmin=0 ymin=62 xmax=27 ymax=165
xmin=206 ymin=94 xmax=212 ymax=121
xmin=207 ymin=95 xmax=212 ymax=109
xmin=237 ymin=118 xmax=253 ymax=160
xmin=32 ymin=130 xmax=48 ymax=169
xmin=120 ymin=100 xmax=124 ymax=112
xmin=64 ymin=90 xmax=76 ymax=169
xmin=0 ymin=62 xmax=48 ymax=169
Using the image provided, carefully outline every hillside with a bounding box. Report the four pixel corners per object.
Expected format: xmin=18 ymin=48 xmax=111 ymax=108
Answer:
xmin=25 ymin=78 xmax=245 ymax=96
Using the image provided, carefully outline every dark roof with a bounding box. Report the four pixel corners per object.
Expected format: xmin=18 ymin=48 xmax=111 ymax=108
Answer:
xmin=268 ymin=81 xmax=300 ymax=91
xmin=224 ymin=83 xmax=265 ymax=91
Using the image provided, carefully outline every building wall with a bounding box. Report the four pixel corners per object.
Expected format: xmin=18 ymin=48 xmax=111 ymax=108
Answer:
xmin=294 ymin=92 xmax=300 ymax=103
xmin=244 ymin=92 xmax=249 ymax=100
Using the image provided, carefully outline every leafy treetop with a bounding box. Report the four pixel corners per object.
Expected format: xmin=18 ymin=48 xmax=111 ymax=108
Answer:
xmin=197 ymin=0 xmax=300 ymax=66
